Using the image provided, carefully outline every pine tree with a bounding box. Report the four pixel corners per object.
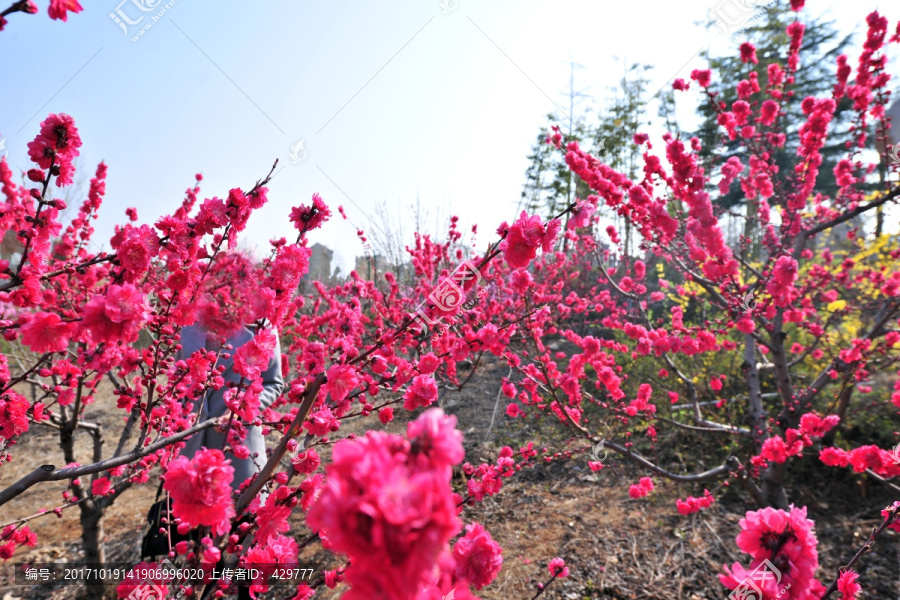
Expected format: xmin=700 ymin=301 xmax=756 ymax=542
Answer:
xmin=695 ymin=0 xmax=855 ymax=212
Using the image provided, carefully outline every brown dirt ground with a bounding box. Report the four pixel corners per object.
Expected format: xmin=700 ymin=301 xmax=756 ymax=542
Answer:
xmin=2 ymin=356 xmax=899 ymax=599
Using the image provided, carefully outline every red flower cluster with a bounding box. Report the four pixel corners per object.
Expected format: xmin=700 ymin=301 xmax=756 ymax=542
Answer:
xmin=499 ymin=211 xmax=559 ymax=269
xmin=233 ymin=327 xmax=277 ymax=380
xmin=720 ymin=506 xmax=825 ymax=600
xmin=0 ymin=525 xmax=36 ymax=559
xmin=26 ymin=113 xmax=82 ymax=186
xmin=306 ymin=409 xmax=477 ymax=599
xmin=628 ymin=476 xmax=654 ymax=498
xmin=163 ymin=448 xmax=235 ymax=536
xmin=48 ymin=0 xmax=83 ymax=21
xmin=289 ymin=193 xmax=332 ymax=233
xmin=452 ymin=522 xmax=503 ymax=590
xmin=676 ymin=490 xmax=714 ymax=515
xmin=404 ymin=374 xmax=439 ymax=410
xmin=78 ymin=283 xmax=150 ymax=345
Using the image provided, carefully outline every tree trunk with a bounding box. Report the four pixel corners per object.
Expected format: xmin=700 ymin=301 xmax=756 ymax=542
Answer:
xmin=80 ymin=502 xmax=109 ymax=600
xmin=761 ymin=462 xmax=789 ymax=509
xmin=745 ymin=334 xmax=788 ymax=508
xmin=743 ymin=334 xmax=766 ymax=446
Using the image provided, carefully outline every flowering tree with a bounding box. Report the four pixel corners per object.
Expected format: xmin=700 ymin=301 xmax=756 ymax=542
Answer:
xmin=2 ymin=2 xmax=900 ymax=599
xmin=0 ymin=0 xmax=81 ymax=31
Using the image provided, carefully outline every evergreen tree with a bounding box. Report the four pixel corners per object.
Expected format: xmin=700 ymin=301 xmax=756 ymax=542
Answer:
xmin=521 ymin=61 xmax=653 ymax=257
xmin=695 ymin=0 xmax=855 ymax=212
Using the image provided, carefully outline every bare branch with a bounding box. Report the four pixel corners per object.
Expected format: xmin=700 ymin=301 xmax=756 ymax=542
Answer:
xmin=0 ymin=417 xmax=220 ymax=507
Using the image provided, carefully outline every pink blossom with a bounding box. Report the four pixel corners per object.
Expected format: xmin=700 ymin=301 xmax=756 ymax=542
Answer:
xmin=848 ymin=445 xmax=887 ymax=473
xmin=510 ymin=268 xmax=533 ymax=293
xmin=418 ymin=353 xmax=440 ymax=374
xmin=628 ymin=477 xmax=654 ymax=498
xmin=292 ymin=448 xmax=321 ymax=474
xmin=91 ymin=477 xmax=113 ymax=497
xmin=48 ymin=0 xmax=82 ymax=20
xmin=757 ymin=100 xmax=781 ymax=126
xmin=26 ymin=113 xmax=82 ymax=186
xmin=233 ymin=328 xmax=277 ymax=381
xmin=303 ymin=407 xmax=339 ymax=436
xmin=676 ymin=490 xmax=714 ymax=515
xmin=269 ymin=244 xmax=311 ymax=291
xmin=542 ymin=218 xmax=561 ymax=252
xmin=819 ymin=447 xmax=850 ymax=468
xmin=721 ymin=506 xmax=823 ymax=599
xmin=19 ymin=312 xmax=75 ymax=353
xmin=740 ymin=42 xmax=758 ymax=64
xmin=760 ymin=435 xmax=802 ymax=463
xmin=79 ymin=283 xmax=151 ymax=344
xmin=163 ymin=448 xmax=235 ymax=536
xmin=506 ymin=403 xmax=524 ymax=417
xmin=766 ymin=256 xmax=798 ymax=307
xmin=567 ymin=199 xmax=596 ymax=230
xmin=306 ymin=417 xmax=461 ymax=598
xmin=110 ymin=223 xmax=160 ymax=281
xmin=407 ymin=407 xmax=464 ymax=470
xmin=289 ymin=193 xmax=331 ymax=232
xmin=548 ymin=557 xmax=569 ymax=578
xmin=837 ymin=569 xmax=861 ymax=598
xmin=452 ymin=521 xmax=503 ymax=589
xmin=690 ymin=69 xmax=711 ymax=88
xmin=324 ymin=364 xmax=359 ymax=402
xmin=403 ymin=374 xmax=439 ymax=410
xmin=500 ymin=211 xmax=545 ymax=269
xmin=799 ymin=413 xmax=840 ymax=438
xmin=256 ymin=486 xmax=296 ymax=545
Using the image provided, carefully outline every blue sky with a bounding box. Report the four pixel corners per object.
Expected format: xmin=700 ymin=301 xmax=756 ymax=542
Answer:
xmin=1 ymin=0 xmax=898 ymax=274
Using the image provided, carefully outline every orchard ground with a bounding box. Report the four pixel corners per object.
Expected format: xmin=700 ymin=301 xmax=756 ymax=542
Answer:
xmin=2 ymin=352 xmax=898 ymax=600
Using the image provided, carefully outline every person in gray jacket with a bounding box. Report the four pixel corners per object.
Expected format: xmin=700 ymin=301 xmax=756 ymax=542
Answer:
xmin=176 ymin=322 xmax=285 ymax=494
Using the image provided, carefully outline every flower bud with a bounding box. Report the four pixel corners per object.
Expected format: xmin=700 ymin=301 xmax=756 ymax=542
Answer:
xmin=27 ymin=169 xmax=45 ymax=182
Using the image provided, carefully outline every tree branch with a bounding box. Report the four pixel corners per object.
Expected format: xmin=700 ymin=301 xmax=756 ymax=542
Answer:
xmin=0 ymin=417 xmax=220 ymax=507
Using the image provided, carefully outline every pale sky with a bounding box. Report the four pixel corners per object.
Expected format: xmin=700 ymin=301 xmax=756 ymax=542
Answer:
xmin=1 ymin=0 xmax=898 ymax=275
